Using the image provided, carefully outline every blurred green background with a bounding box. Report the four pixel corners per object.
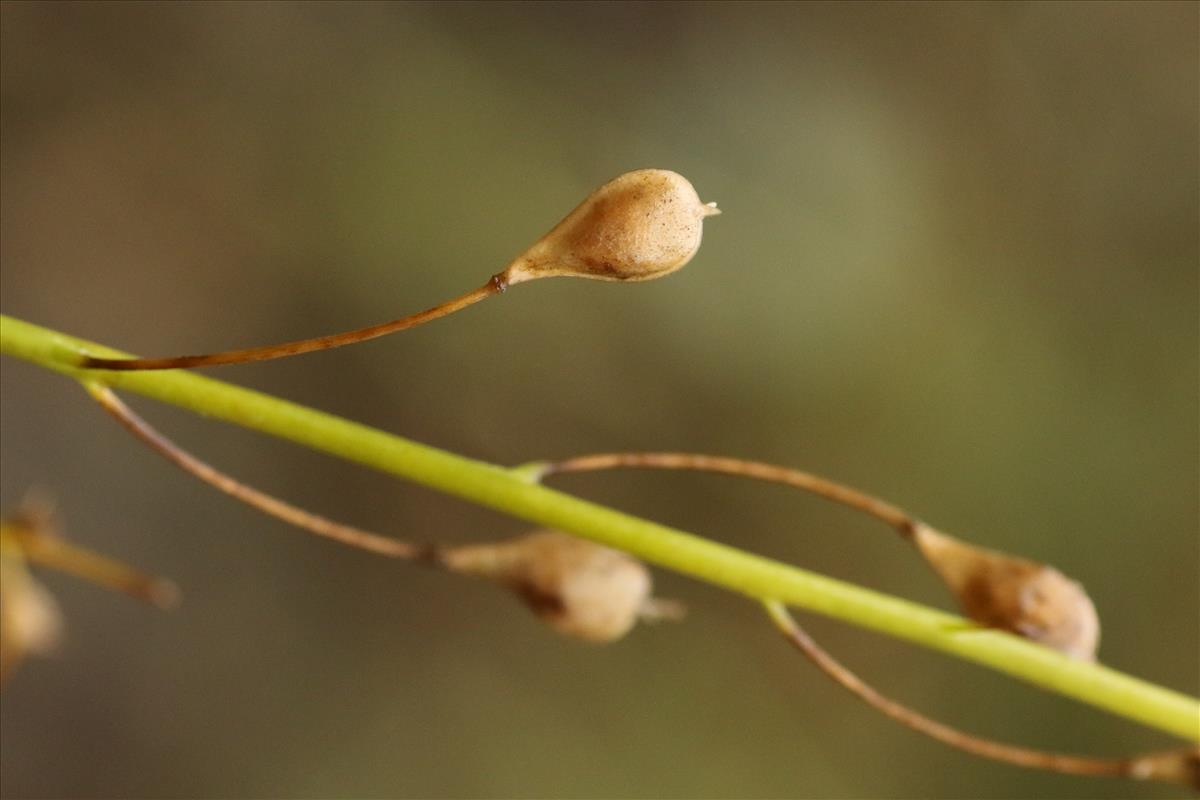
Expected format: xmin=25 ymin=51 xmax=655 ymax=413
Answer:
xmin=1 ymin=2 xmax=1196 ymax=798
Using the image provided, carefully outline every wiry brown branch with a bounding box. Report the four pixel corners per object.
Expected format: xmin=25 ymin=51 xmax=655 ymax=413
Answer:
xmin=539 ymin=452 xmax=920 ymax=536
xmin=764 ymin=601 xmax=1198 ymax=789
xmin=87 ymin=385 xmax=428 ymax=559
xmin=79 ymin=278 xmax=503 ymax=371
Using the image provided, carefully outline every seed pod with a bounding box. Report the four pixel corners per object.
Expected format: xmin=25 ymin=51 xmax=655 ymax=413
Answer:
xmin=912 ymin=525 xmax=1099 ymax=661
xmin=1131 ymin=747 xmax=1200 ymax=790
xmin=0 ymin=558 xmax=64 ymax=670
xmin=440 ymin=530 xmax=668 ymax=643
xmin=502 ymin=169 xmax=720 ymax=285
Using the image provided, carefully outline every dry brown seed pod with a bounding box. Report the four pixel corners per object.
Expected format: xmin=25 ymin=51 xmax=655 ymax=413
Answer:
xmin=501 ymin=168 xmax=720 ymax=285
xmin=79 ymin=169 xmax=718 ymax=371
xmin=439 ymin=530 xmax=669 ymax=643
xmin=912 ymin=524 xmax=1100 ymax=661
xmin=1134 ymin=747 xmax=1200 ymax=790
xmin=0 ymin=555 xmax=65 ymax=681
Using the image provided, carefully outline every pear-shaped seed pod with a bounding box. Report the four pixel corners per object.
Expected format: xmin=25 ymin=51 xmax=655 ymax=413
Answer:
xmin=440 ymin=530 xmax=656 ymax=643
xmin=913 ymin=525 xmax=1099 ymax=661
xmin=503 ymin=169 xmax=720 ymax=285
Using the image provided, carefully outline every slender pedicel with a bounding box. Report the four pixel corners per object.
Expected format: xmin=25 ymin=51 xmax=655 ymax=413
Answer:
xmin=764 ymin=601 xmax=1197 ymax=789
xmin=537 ymin=452 xmax=1099 ymax=660
xmin=86 ymin=386 xmax=680 ymax=642
xmin=2 ymin=492 xmax=177 ymax=683
xmin=79 ymin=277 xmax=504 ymax=372
xmin=537 ymin=452 xmax=917 ymax=533
xmin=1 ymin=495 xmax=177 ymax=608
xmin=79 ymin=169 xmax=719 ymax=371
xmin=87 ymin=385 xmax=423 ymax=558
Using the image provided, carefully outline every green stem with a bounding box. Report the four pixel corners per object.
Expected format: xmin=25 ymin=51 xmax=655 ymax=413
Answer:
xmin=2 ymin=314 xmax=1197 ymax=741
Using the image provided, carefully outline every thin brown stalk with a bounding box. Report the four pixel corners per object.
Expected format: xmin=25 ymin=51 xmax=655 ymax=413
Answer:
xmin=539 ymin=452 xmax=919 ymax=537
xmin=763 ymin=601 xmax=1198 ymax=788
xmin=10 ymin=527 xmax=178 ymax=608
xmin=79 ymin=275 xmax=505 ymax=371
xmin=86 ymin=385 xmax=425 ymax=559
xmin=2 ymin=498 xmax=177 ymax=609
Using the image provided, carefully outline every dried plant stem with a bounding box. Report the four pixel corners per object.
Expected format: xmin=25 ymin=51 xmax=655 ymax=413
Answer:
xmin=85 ymin=385 xmax=428 ymax=560
xmin=1 ymin=521 xmax=177 ymax=608
xmin=2 ymin=314 xmax=1197 ymax=740
xmin=537 ymin=451 xmax=920 ymax=536
xmin=763 ymin=601 xmax=1199 ymax=789
xmin=78 ymin=277 xmax=504 ymax=371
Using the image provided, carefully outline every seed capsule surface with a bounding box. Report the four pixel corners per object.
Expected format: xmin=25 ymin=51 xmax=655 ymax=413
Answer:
xmin=504 ymin=169 xmax=720 ymax=285
xmin=914 ymin=525 xmax=1100 ymax=661
xmin=441 ymin=530 xmax=654 ymax=643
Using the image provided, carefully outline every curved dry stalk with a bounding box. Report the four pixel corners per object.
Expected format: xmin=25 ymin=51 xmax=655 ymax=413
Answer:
xmin=79 ymin=277 xmax=504 ymax=371
xmin=763 ymin=601 xmax=1198 ymax=789
xmin=11 ymin=528 xmax=179 ymax=608
xmin=3 ymin=495 xmax=177 ymax=685
xmin=2 ymin=499 xmax=178 ymax=608
xmin=86 ymin=385 xmax=427 ymax=559
xmin=536 ymin=452 xmax=920 ymax=536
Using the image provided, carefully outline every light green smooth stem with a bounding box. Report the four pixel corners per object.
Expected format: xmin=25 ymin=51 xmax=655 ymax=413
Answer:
xmin=2 ymin=314 xmax=1197 ymax=741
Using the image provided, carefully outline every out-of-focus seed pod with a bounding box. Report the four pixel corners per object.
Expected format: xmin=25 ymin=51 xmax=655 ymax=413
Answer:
xmin=440 ymin=530 xmax=670 ymax=643
xmin=1128 ymin=747 xmax=1200 ymax=789
xmin=0 ymin=556 xmax=65 ymax=679
xmin=912 ymin=524 xmax=1100 ymax=661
